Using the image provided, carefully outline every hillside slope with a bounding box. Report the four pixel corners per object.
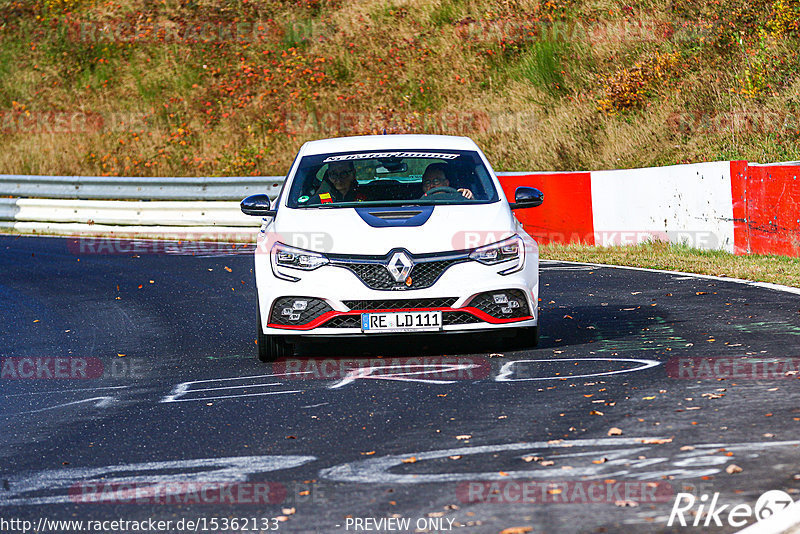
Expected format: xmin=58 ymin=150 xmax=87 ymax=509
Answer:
xmin=1 ymin=0 xmax=799 ymax=176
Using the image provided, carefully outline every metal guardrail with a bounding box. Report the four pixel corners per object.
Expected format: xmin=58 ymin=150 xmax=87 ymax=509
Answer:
xmin=0 ymin=175 xmax=285 ymax=201
xmin=3 ymin=199 xmax=258 ymax=227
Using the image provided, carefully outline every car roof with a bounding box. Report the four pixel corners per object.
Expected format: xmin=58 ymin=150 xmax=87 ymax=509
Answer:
xmin=297 ymin=134 xmax=481 ymax=157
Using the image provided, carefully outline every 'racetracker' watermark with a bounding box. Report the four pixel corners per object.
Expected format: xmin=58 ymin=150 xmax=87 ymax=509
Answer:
xmin=67 ymin=237 xmax=255 ymax=256
xmin=1 ymin=111 xmax=148 ymax=134
xmin=274 ymin=357 xmax=491 ymax=381
xmin=458 ymin=480 xmax=674 ymax=504
xmin=68 ymin=481 xmax=286 ymax=505
xmin=666 ymin=357 xmax=800 ymax=379
xmin=1 ymin=357 xmax=147 ymax=380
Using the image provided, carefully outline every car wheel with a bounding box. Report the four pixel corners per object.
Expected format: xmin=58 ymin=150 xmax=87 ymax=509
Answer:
xmin=257 ymin=304 xmax=293 ymax=362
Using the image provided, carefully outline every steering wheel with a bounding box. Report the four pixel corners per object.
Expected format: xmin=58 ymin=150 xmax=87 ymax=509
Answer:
xmin=424 ymin=186 xmax=460 ymax=198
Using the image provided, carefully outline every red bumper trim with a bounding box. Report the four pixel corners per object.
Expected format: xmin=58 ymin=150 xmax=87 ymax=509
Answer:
xmin=267 ymin=307 xmax=532 ymax=331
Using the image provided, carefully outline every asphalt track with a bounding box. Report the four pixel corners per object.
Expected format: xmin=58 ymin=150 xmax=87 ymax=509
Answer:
xmin=1 ymin=234 xmax=800 ymax=534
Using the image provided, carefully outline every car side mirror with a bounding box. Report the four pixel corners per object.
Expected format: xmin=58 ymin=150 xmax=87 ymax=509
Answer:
xmin=509 ymin=187 xmax=543 ymax=209
xmin=240 ymin=194 xmax=277 ymax=217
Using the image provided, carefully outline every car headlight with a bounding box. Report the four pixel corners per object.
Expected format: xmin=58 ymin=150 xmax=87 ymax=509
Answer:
xmin=469 ymin=235 xmax=525 ymax=275
xmin=271 ymin=242 xmax=329 ymax=281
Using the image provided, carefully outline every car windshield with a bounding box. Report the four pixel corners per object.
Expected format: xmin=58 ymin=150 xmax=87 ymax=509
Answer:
xmin=285 ymin=149 xmax=499 ymax=208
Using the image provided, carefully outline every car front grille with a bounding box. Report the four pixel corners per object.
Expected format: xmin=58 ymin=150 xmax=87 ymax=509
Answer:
xmin=321 ymin=315 xmax=362 ymax=328
xmin=320 ymin=309 xmax=484 ymax=329
xmin=337 ymin=259 xmax=463 ymax=290
xmin=328 ymin=249 xmax=469 ymax=291
xmin=343 ymin=297 xmax=459 ymax=311
xmin=442 ymin=311 xmax=483 ymax=325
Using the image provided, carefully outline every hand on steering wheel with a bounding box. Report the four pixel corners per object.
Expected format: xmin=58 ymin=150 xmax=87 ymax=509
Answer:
xmin=423 ymin=186 xmax=460 ymax=197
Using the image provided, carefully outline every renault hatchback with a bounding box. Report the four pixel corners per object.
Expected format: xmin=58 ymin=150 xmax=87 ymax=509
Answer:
xmin=241 ymin=134 xmax=543 ymax=361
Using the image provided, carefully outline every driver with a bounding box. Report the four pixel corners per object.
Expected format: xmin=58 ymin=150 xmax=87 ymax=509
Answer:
xmin=309 ymin=161 xmax=366 ymax=204
xmin=421 ymin=163 xmax=473 ymax=199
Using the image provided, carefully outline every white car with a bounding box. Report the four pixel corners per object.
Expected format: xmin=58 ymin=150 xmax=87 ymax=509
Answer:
xmin=241 ymin=134 xmax=543 ymax=361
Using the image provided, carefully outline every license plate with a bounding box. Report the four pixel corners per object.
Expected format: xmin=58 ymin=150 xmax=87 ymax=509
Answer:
xmin=361 ymin=311 xmax=442 ymax=333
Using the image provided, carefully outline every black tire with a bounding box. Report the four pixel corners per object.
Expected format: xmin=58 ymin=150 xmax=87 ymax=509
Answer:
xmin=257 ymin=304 xmax=293 ymax=362
xmin=509 ymin=325 xmax=539 ymax=350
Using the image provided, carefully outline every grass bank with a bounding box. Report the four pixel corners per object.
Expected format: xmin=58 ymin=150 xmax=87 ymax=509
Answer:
xmin=1 ymin=0 xmax=799 ymax=176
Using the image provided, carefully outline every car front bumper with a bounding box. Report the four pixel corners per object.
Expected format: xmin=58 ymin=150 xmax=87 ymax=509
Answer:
xmin=255 ymin=250 xmax=539 ymax=338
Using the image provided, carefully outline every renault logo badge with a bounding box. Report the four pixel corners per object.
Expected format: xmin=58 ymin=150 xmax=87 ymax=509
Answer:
xmin=387 ymin=251 xmax=413 ymax=282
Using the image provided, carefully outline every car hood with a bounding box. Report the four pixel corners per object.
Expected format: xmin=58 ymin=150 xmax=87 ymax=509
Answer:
xmin=265 ymin=203 xmax=517 ymax=255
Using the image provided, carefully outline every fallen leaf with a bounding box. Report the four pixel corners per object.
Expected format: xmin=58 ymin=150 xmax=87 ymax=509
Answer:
xmin=281 ymin=507 xmax=296 ymax=515
xmin=608 ymin=427 xmax=623 ymax=436
xmin=456 ymin=435 xmax=472 ymax=440
xmin=522 ymin=456 xmax=543 ymax=462
xmin=680 ymin=446 xmax=695 ymax=451
xmin=285 ymin=435 xmax=297 ymax=439
xmin=725 ymin=464 xmax=743 ymax=474
xmin=401 ymin=457 xmax=417 ymax=464
xmin=489 ymin=353 xmax=504 ymax=358
xmin=224 ymin=266 xmax=232 ymax=272
xmin=449 ymin=455 xmax=462 ymax=460
xmin=298 ymin=490 xmax=310 ymax=496
xmin=500 ymin=527 xmax=533 ymax=534
xmin=640 ymin=438 xmax=673 ymax=444
xmin=590 ymin=410 xmax=604 ymax=416
xmin=615 ymin=500 xmax=639 ymax=507
xmin=593 ymin=458 xmax=608 ymax=464
xmin=539 ymin=460 xmax=555 ymax=466
xmin=360 ymin=451 xmax=375 ymax=455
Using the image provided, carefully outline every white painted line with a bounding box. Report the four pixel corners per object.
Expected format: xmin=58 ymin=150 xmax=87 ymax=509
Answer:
xmin=187 ymin=382 xmax=286 ymax=394
xmin=0 ymin=386 xmax=128 ymax=398
xmin=549 ymin=260 xmax=800 ymax=296
xmin=0 ymin=455 xmax=316 ymax=506
xmin=302 ymin=403 xmax=330 ymax=409
xmin=320 ymin=437 xmax=672 ymax=484
xmin=164 ymin=390 xmax=303 ymax=403
xmin=321 ymin=439 xmax=800 ymax=484
xmin=3 ymin=396 xmax=117 ymax=416
xmin=329 ymin=363 xmax=479 ymax=389
xmin=160 ymin=372 xmax=311 ymax=402
xmin=495 ymin=358 xmax=661 ymax=382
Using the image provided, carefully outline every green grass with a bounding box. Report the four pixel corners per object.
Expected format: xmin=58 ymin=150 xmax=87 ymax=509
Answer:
xmin=515 ymin=39 xmax=571 ymax=96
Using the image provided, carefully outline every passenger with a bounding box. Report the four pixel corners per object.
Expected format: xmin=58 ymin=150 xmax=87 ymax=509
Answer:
xmin=310 ymin=161 xmax=365 ymax=204
xmin=421 ymin=163 xmax=473 ymax=199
